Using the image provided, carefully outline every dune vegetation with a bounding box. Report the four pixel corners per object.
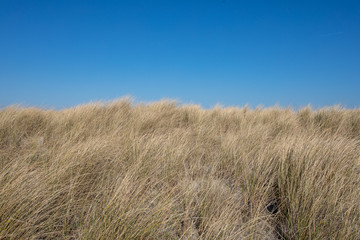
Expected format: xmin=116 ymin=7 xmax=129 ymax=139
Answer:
xmin=0 ymin=98 xmax=359 ymax=239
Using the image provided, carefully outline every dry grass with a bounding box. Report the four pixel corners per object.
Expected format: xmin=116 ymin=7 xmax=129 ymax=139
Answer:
xmin=0 ymin=98 xmax=360 ymax=239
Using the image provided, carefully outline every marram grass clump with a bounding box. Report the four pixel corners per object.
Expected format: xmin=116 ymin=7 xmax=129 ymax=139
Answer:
xmin=1 ymin=99 xmax=359 ymax=239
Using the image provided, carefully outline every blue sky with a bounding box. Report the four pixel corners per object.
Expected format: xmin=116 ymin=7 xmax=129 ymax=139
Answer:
xmin=1 ymin=0 xmax=359 ymax=109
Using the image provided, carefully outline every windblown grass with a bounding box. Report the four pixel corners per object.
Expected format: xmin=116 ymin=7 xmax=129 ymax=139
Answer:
xmin=0 ymin=99 xmax=359 ymax=239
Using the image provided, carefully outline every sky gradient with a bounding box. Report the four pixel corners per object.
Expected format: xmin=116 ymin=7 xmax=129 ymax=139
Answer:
xmin=1 ymin=0 xmax=360 ymax=109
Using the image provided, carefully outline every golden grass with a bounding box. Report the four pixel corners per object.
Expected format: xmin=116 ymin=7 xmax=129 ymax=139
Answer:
xmin=0 ymin=98 xmax=359 ymax=239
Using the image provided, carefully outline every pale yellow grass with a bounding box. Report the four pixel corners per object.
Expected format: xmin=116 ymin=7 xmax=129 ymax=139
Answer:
xmin=0 ymin=99 xmax=359 ymax=239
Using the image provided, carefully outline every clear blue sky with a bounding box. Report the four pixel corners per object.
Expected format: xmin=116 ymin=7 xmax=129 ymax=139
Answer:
xmin=1 ymin=0 xmax=359 ymax=109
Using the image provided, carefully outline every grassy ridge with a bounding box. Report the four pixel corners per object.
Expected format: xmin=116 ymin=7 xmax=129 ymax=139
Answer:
xmin=0 ymin=99 xmax=359 ymax=239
